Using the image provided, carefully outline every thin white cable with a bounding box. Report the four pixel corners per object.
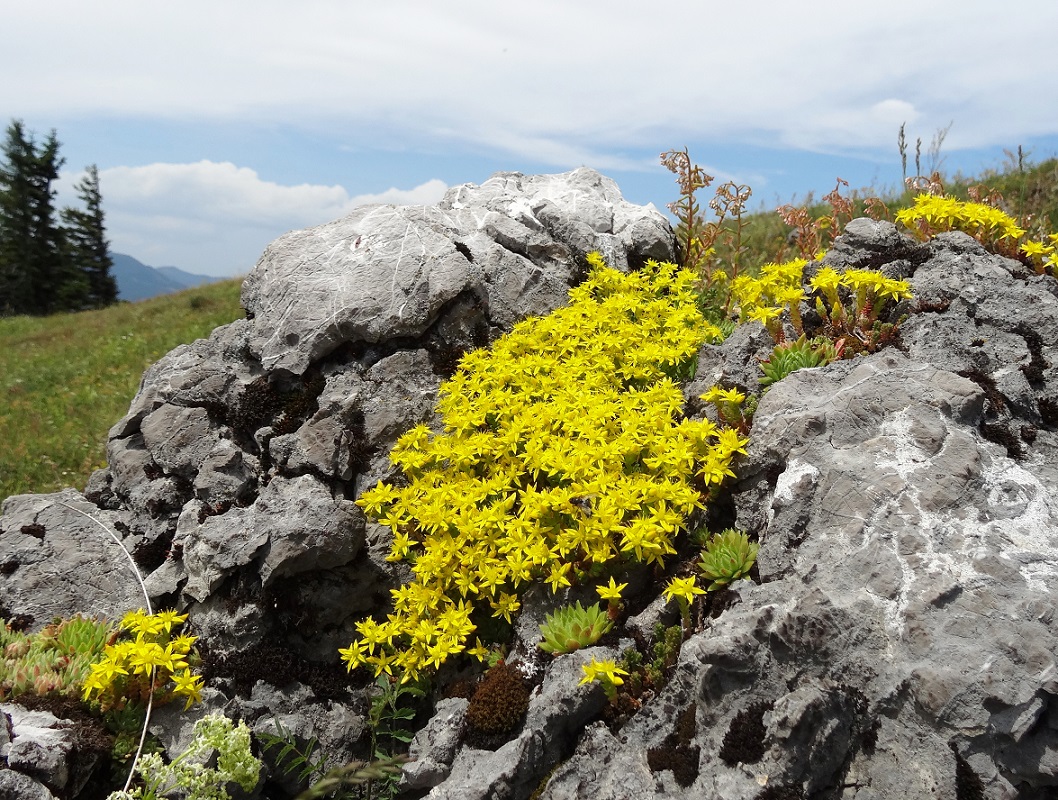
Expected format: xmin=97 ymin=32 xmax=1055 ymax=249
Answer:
xmin=58 ymin=501 xmax=152 ymax=612
xmin=58 ymin=500 xmax=155 ymax=792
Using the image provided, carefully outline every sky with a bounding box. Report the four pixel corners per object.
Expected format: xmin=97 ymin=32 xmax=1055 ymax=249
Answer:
xmin=4 ymin=1 xmax=1058 ymax=278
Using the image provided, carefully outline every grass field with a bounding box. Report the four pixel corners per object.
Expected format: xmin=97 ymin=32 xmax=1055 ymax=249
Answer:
xmin=0 ymin=279 xmax=245 ymax=504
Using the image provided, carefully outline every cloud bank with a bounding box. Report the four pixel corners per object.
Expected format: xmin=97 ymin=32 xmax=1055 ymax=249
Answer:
xmin=7 ymin=1 xmax=1056 ymax=160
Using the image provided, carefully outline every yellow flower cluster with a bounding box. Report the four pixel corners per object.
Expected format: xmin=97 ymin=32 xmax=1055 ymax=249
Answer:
xmin=895 ymin=193 xmax=1058 ymax=279
xmin=345 ymin=254 xmax=748 ymax=681
xmin=1020 ymin=233 xmax=1058 ymax=275
xmin=731 ymin=258 xmax=809 ymax=333
xmin=82 ymin=609 xmax=203 ymax=711
xmin=730 ymin=258 xmax=911 ymax=350
xmin=663 ymin=575 xmax=706 ymax=605
xmin=810 ymin=266 xmax=912 ymax=323
xmin=579 ymin=656 xmax=629 ymax=693
xmin=895 ymin=194 xmax=1026 ymax=253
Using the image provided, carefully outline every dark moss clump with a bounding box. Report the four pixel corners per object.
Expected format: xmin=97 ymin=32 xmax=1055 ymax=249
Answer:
xmin=980 ymin=421 xmax=1024 ymax=460
xmin=423 ymin=301 xmax=491 ymax=379
xmin=1014 ymin=323 xmax=1049 ymax=386
xmin=956 ymin=368 xmax=1006 ymax=414
xmin=914 ymin=297 xmax=951 ymax=313
xmin=273 ymin=373 xmax=326 ymax=435
xmin=646 ymin=703 xmax=700 ymax=788
xmin=719 ymin=700 xmax=772 ymax=766
xmin=2 ymin=612 xmax=33 ymax=632
xmin=341 ymin=407 xmax=374 ymax=475
xmin=453 ymin=240 xmax=474 ymax=262
xmin=229 ymin=376 xmax=286 ymax=433
xmin=861 ymin=717 xmax=881 ymax=754
xmin=465 ymin=661 xmax=530 ymax=741
xmin=132 ymin=530 xmax=173 ymax=573
xmin=20 ymin=523 xmax=45 ymax=539
xmin=205 ymin=640 xmax=354 ymax=701
xmin=197 ymin=499 xmax=233 ymax=524
xmin=646 ymin=742 xmax=699 ymax=788
xmin=1039 ymin=397 xmax=1058 ymax=427
xmin=216 ymin=373 xmax=327 ymax=457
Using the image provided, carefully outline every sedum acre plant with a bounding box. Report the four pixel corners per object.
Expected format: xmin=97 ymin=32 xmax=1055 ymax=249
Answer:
xmin=731 ymin=258 xmax=912 ymax=356
xmin=895 ymin=194 xmax=1026 ymax=256
xmin=344 ymin=253 xmax=748 ymax=682
xmin=82 ymin=608 xmax=203 ymax=712
xmin=579 ymin=656 xmax=629 ymax=700
xmin=895 ymin=191 xmax=1058 ymax=280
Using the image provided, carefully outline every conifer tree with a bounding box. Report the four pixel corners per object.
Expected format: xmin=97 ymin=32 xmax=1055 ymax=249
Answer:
xmin=61 ymin=164 xmax=117 ymax=308
xmin=0 ymin=120 xmax=67 ymax=315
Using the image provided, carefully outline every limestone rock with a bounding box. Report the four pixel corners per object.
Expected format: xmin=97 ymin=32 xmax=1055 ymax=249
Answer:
xmin=403 ymin=697 xmax=469 ymax=790
xmin=242 ymin=168 xmax=673 ymax=375
xmin=429 ymin=649 xmax=612 ymax=800
xmin=177 ymin=472 xmax=364 ymax=602
xmin=0 ymin=706 xmax=73 ymax=796
xmin=528 ymin=218 xmax=1058 ymax=800
xmin=0 ymin=490 xmax=142 ymax=626
xmin=0 ymin=768 xmax=57 ymax=800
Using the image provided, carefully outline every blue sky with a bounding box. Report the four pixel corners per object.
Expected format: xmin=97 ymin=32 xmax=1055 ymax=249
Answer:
xmin=4 ymin=1 xmax=1058 ymax=277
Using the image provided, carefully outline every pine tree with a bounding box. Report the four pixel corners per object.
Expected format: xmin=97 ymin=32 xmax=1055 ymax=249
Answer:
xmin=0 ymin=120 xmax=68 ymax=315
xmin=61 ymin=164 xmax=117 ymax=308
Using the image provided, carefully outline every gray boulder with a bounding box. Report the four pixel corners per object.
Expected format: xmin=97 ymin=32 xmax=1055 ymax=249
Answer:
xmin=0 ymin=167 xmax=677 ymax=794
xmin=242 ymin=168 xmax=674 ymax=375
xmin=0 ymin=705 xmax=89 ymax=797
xmin=0 ymin=768 xmax=57 ymax=800
xmin=0 ymin=490 xmax=143 ymax=625
xmin=1 ymin=166 xmax=671 ymax=644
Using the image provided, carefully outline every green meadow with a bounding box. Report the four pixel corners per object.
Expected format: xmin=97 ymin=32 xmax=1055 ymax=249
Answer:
xmin=0 ymin=280 xmax=245 ymax=503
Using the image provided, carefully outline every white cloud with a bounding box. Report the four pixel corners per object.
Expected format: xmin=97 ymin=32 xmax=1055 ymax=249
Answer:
xmin=346 ymin=179 xmax=451 ymax=209
xmin=98 ymin=161 xmax=448 ymax=225
xmin=57 ymin=162 xmax=448 ymax=275
xmin=4 ymin=1 xmax=1056 ymax=163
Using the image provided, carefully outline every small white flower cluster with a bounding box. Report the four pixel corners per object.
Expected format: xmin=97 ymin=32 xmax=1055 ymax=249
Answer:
xmin=107 ymin=713 xmax=260 ymax=800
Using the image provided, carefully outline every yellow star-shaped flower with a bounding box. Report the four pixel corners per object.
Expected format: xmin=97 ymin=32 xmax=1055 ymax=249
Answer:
xmin=596 ymin=576 xmax=627 ymax=602
xmin=663 ymin=576 xmax=705 ymax=605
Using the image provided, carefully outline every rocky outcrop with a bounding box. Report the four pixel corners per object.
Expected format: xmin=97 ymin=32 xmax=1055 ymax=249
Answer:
xmin=1 ymin=166 xmax=671 ymax=644
xmin=540 ymin=221 xmax=1058 ymax=800
xmin=1 ymin=176 xmax=1057 ymax=799
xmin=241 ymin=168 xmax=674 ymax=375
xmin=0 ymin=704 xmax=104 ymax=799
xmin=0 ymin=168 xmax=677 ymax=793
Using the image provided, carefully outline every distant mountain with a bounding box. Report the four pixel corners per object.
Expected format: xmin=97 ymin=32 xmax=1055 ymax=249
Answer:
xmin=110 ymin=253 xmax=226 ymax=302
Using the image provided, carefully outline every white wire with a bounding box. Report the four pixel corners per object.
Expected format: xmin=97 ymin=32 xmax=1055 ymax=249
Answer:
xmin=58 ymin=500 xmax=155 ymax=792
